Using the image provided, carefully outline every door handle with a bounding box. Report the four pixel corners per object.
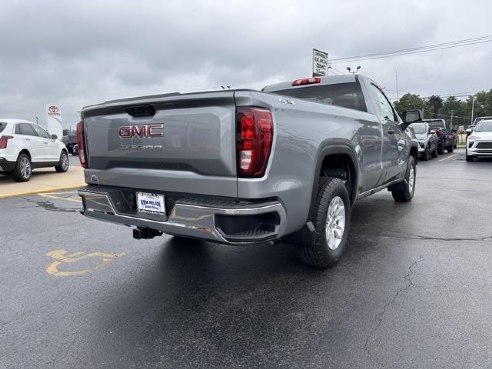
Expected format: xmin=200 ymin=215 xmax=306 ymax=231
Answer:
xmin=25 ymin=138 xmax=30 ymax=141
xmin=44 ymin=142 xmax=48 ymax=144
xmin=387 ymin=128 xmax=395 ymax=134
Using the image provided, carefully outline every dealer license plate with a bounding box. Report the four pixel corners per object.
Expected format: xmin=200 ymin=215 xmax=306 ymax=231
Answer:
xmin=136 ymin=192 xmax=166 ymax=214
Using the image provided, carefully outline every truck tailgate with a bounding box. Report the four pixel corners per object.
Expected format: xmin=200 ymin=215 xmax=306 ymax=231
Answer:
xmin=82 ymin=91 xmax=238 ymax=197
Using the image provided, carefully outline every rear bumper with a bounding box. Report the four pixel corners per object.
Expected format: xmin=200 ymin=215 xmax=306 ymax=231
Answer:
xmin=0 ymin=158 xmax=16 ymax=172
xmin=78 ymin=186 xmax=287 ymax=244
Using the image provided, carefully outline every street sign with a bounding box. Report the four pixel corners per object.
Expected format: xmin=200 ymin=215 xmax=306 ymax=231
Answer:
xmin=312 ymin=48 xmax=329 ymax=77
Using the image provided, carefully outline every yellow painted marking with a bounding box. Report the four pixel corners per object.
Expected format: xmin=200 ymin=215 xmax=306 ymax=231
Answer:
xmin=38 ymin=192 xmax=81 ymax=203
xmin=46 ymin=249 xmax=126 ymax=277
xmin=439 ymin=154 xmax=457 ymax=162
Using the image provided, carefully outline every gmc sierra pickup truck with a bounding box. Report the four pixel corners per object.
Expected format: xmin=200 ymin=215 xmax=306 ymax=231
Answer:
xmin=77 ymin=74 xmax=419 ymax=268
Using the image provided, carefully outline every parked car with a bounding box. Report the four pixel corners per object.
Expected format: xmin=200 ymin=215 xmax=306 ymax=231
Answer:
xmin=466 ymin=119 xmax=492 ymax=161
xmin=466 ymin=116 xmax=492 ymax=136
xmin=77 ymin=74 xmax=419 ymax=268
xmin=72 ymin=144 xmax=79 ymax=156
xmin=410 ymin=122 xmax=438 ymax=160
xmin=0 ymin=119 xmax=69 ymax=182
xmin=62 ymin=132 xmax=77 ymax=153
xmin=424 ymin=119 xmax=455 ymax=154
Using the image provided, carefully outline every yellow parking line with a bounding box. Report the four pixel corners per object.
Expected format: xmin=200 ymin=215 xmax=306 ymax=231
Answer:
xmin=439 ymin=154 xmax=457 ymax=162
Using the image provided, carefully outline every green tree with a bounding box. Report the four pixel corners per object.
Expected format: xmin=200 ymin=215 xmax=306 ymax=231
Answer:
xmin=427 ymin=95 xmax=443 ymax=117
xmin=394 ymin=93 xmax=424 ymax=117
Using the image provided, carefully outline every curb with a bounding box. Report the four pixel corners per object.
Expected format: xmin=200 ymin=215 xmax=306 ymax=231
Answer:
xmin=0 ymin=184 xmax=83 ymax=200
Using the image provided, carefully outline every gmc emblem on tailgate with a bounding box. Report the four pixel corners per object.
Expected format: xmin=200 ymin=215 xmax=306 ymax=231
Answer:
xmin=119 ymin=124 xmax=164 ymax=138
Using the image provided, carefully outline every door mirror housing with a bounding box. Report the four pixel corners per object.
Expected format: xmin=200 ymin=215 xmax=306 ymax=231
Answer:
xmin=429 ymin=130 xmax=436 ymax=134
xmin=400 ymin=109 xmax=423 ymax=130
xmin=51 ymin=134 xmax=58 ymax=139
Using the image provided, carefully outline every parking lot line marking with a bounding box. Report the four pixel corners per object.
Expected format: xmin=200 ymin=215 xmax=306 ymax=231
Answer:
xmin=439 ymin=154 xmax=457 ymax=162
xmin=46 ymin=249 xmax=126 ymax=277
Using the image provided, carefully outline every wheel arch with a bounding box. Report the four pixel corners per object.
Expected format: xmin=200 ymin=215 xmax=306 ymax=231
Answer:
xmin=311 ymin=141 xmax=359 ymax=212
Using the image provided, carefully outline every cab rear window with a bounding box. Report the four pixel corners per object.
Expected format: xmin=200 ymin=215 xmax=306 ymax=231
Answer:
xmin=270 ymin=82 xmax=367 ymax=112
xmin=0 ymin=122 xmax=6 ymax=133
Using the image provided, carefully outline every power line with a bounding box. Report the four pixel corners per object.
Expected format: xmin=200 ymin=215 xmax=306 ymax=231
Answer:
xmin=329 ymin=35 xmax=492 ymax=63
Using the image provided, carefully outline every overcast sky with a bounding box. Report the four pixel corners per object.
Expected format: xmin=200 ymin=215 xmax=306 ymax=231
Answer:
xmin=1 ymin=0 xmax=491 ymax=129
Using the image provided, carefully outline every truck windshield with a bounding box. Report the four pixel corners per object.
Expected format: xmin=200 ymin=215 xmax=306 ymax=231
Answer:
xmin=411 ymin=123 xmax=427 ymax=134
xmin=0 ymin=122 xmax=6 ymax=133
xmin=427 ymin=121 xmax=445 ymax=130
xmin=271 ymin=82 xmax=367 ymax=112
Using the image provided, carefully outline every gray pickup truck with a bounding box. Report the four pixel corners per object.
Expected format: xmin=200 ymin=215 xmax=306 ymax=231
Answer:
xmin=77 ymin=74 xmax=419 ymax=268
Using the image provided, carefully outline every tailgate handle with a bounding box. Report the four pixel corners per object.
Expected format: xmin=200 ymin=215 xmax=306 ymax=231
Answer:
xmin=126 ymin=105 xmax=156 ymax=118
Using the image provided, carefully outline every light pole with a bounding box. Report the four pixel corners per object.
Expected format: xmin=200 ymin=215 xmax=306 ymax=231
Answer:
xmin=470 ymin=95 xmax=477 ymax=125
xmin=347 ymin=66 xmax=361 ymax=74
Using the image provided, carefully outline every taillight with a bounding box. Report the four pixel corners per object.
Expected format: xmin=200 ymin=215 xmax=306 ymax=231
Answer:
xmin=237 ymin=107 xmax=273 ymax=177
xmin=0 ymin=135 xmax=13 ymax=149
xmin=76 ymin=120 xmax=87 ymax=168
xmin=291 ymin=77 xmax=321 ymax=86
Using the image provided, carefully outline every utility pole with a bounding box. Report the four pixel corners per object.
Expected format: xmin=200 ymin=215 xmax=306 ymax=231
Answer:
xmin=450 ymin=110 xmax=454 ymax=130
xmin=470 ymin=95 xmax=476 ymax=125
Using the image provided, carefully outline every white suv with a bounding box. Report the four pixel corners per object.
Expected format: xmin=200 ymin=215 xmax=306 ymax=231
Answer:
xmin=0 ymin=119 xmax=69 ymax=182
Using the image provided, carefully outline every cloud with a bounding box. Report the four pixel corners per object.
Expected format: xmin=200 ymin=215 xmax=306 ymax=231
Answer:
xmin=0 ymin=0 xmax=490 ymax=128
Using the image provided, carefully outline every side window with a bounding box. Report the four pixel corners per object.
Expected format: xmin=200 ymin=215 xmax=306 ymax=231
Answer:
xmin=15 ymin=123 xmax=37 ymax=136
xmin=31 ymin=124 xmax=51 ymax=139
xmin=370 ymin=84 xmax=397 ymax=121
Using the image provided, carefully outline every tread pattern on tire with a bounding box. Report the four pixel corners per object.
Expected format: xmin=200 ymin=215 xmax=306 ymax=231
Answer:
xmin=297 ymin=177 xmax=350 ymax=269
xmin=391 ymin=156 xmax=416 ymax=203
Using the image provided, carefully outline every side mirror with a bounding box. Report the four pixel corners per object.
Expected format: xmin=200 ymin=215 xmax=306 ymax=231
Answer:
xmin=465 ymin=128 xmax=472 ymax=136
xmin=51 ymin=134 xmax=58 ymax=139
xmin=401 ymin=109 xmax=423 ymax=130
xmin=429 ymin=130 xmax=436 ymax=134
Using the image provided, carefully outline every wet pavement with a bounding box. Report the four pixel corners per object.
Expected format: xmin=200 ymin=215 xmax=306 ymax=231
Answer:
xmin=0 ymin=149 xmax=491 ymax=369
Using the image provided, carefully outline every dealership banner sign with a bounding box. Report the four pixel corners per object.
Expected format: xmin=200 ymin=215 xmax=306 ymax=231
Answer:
xmin=312 ymin=49 xmax=329 ymax=77
xmin=46 ymin=104 xmax=63 ymax=140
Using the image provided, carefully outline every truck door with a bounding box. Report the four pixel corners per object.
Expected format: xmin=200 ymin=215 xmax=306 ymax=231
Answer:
xmin=369 ymin=84 xmax=406 ymax=184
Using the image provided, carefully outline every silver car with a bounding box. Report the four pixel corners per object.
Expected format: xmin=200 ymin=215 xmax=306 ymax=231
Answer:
xmin=466 ymin=120 xmax=492 ymax=161
xmin=411 ymin=122 xmax=438 ymax=161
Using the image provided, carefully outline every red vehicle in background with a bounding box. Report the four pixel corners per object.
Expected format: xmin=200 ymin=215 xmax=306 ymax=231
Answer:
xmin=424 ymin=119 xmax=456 ymax=154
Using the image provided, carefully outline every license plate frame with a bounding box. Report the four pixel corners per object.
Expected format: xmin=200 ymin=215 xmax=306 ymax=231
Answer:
xmin=136 ymin=192 xmax=166 ymax=215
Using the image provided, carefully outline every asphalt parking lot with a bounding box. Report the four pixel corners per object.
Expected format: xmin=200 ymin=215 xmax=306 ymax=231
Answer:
xmin=0 ymin=148 xmax=491 ymax=369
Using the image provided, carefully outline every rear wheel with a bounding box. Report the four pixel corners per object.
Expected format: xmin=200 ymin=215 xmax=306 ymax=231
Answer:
xmin=431 ymin=144 xmax=438 ymax=158
xmin=437 ymin=142 xmax=444 ymax=155
xmin=297 ymin=177 xmax=351 ymax=268
xmin=391 ymin=156 xmax=416 ymax=202
xmin=13 ymin=153 xmax=32 ymax=182
xmin=55 ymin=151 xmax=69 ymax=172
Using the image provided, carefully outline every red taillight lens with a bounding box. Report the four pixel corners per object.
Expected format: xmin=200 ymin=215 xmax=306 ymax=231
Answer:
xmin=237 ymin=107 xmax=273 ymax=177
xmin=0 ymin=135 xmax=13 ymax=149
xmin=291 ymin=77 xmax=321 ymax=86
xmin=76 ymin=120 xmax=87 ymax=168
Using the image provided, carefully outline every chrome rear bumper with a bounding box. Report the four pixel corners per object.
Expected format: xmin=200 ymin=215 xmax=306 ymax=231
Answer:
xmin=79 ymin=186 xmax=287 ymax=244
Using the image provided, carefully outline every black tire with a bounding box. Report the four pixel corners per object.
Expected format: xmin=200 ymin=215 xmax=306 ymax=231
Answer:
xmin=466 ymin=153 xmax=474 ymax=162
xmin=12 ymin=153 xmax=32 ymax=182
xmin=422 ymin=146 xmax=430 ymax=161
xmin=297 ymin=177 xmax=351 ymax=268
xmin=431 ymin=144 xmax=438 ymax=158
xmin=391 ymin=156 xmax=416 ymax=203
xmin=55 ymin=151 xmax=69 ymax=173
